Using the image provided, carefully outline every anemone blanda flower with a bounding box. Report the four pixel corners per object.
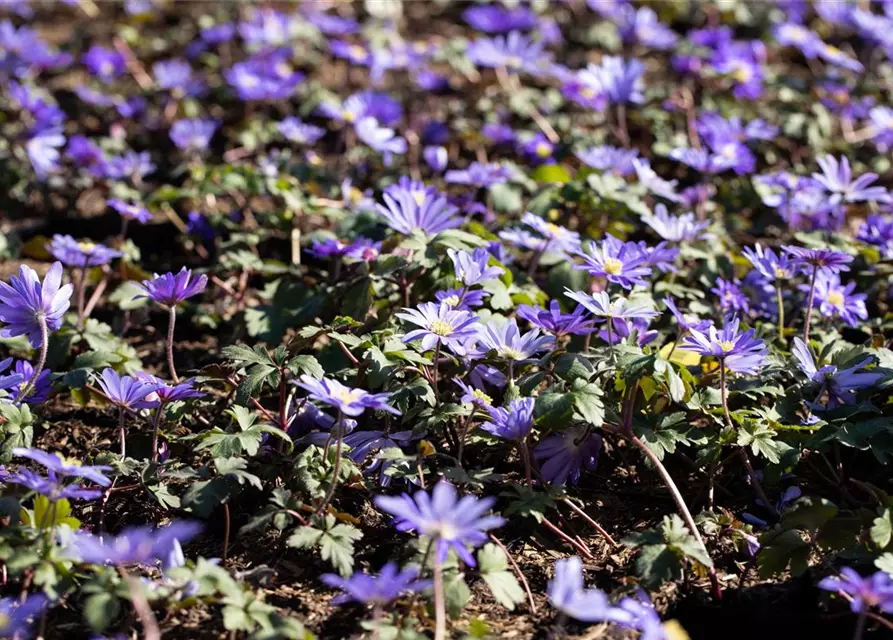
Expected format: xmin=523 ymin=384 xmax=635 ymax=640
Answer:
xmin=136 ymin=268 xmax=207 ymax=307
xmin=2 ymin=360 xmax=51 ymax=405
xmin=480 ymin=397 xmax=535 ymax=442
xmin=26 ymin=126 xmax=64 ymax=180
xmin=169 ymin=118 xmax=218 ymax=152
xmin=534 ymin=426 xmax=602 ymax=487
xmin=376 ymin=179 xmax=461 ymax=236
xmin=663 ymin=297 xmax=712 ymax=333
xmin=83 ymin=44 xmax=126 ymax=80
xmin=712 ymin=277 xmax=749 ymax=314
xmin=742 ymin=244 xmax=801 ymax=281
xmin=782 ymin=246 xmax=853 ymax=275
xmin=857 ymin=214 xmax=893 ymax=259
xmin=396 ymin=302 xmax=481 ymax=356
xmin=466 ymin=31 xmax=551 ymax=76
xmin=435 ymin=288 xmax=488 ymax=311
xmin=295 ymin=375 xmax=400 ymax=417
xmin=595 ymin=56 xmax=645 ymax=105
xmin=620 ymin=7 xmax=678 ymax=49
xmin=809 ymin=273 xmax=867 ymax=327
xmin=134 ymin=373 xmax=205 ymax=405
xmin=680 ymin=317 xmax=768 ymax=375
xmin=355 ymin=116 xmax=407 ymax=161
xmin=373 ymin=481 xmax=504 ymax=566
xmin=48 ymin=235 xmax=122 ymax=268
xmin=473 ymin=318 xmax=555 ymax=362
xmin=564 ymin=290 xmax=659 ymax=324
xmin=95 ymin=368 xmax=162 ymax=411
xmin=575 ymin=145 xmax=639 ymax=176
xmin=517 ymin=301 xmax=596 ymax=337
xmin=632 ymin=158 xmax=684 ymax=203
xmin=456 ymin=379 xmax=493 ymax=409
xmin=63 ymin=521 xmax=202 ymax=566
xmin=448 ymin=248 xmax=503 ymax=287
xmin=792 ymin=338 xmax=882 ymax=410
xmin=444 ymin=161 xmax=514 ymax=187
xmin=321 ymin=563 xmax=431 ymax=606
xmin=13 ymin=447 xmax=111 ymax=486
xmin=548 ymin=556 xmax=619 ymax=622
xmin=108 ymin=199 xmax=151 ymax=224
xmin=0 ymin=262 xmax=72 ymax=348
xmin=7 ymin=468 xmax=102 ymax=501
xmin=811 ymin=155 xmax=890 ymax=205
xmin=278 ymin=117 xmax=326 ymax=145
xmin=818 ymin=568 xmax=893 ymax=614
xmin=576 ymin=236 xmax=652 ymax=289
xmin=642 ymin=205 xmax=708 ymax=242
xmin=0 ymin=594 xmax=48 ymax=640
xmin=499 ymin=213 xmax=581 ymax=258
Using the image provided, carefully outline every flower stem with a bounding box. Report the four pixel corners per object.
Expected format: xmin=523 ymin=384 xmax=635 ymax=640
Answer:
xmin=314 ymin=411 xmax=344 ymax=517
xmin=151 ymin=405 xmax=164 ymax=463
xmin=118 ymin=407 xmax=126 ymax=458
xmin=616 ymin=104 xmax=631 ymax=148
xmin=432 ymin=556 xmax=446 ymax=640
xmin=167 ymin=306 xmax=179 ymax=383
xmin=75 ymin=267 xmax=87 ymax=330
xmin=852 ymin=610 xmax=867 ymax=640
xmin=803 ymin=266 xmax=818 ymax=344
xmin=775 ymin=282 xmax=785 ymax=343
xmin=519 ymin=439 xmax=533 ymax=488
xmin=629 ymin=434 xmax=722 ymax=600
xmin=562 ymin=498 xmax=618 ymax=547
xmin=432 ymin=342 xmax=441 ymax=403
xmin=17 ymin=314 xmax=48 ymax=404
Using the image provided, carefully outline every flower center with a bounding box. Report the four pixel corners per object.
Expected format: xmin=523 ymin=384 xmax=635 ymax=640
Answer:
xmin=580 ymin=86 xmax=596 ymax=99
xmin=732 ymin=64 xmax=753 ymax=83
xmin=824 ymin=44 xmax=841 ymax=57
xmin=333 ymin=388 xmax=364 ymax=405
xmin=441 ymin=295 xmax=460 ymax=307
xmin=505 ymin=56 xmax=523 ymax=69
xmin=411 ymin=190 xmax=427 ymax=206
xmin=535 ymin=142 xmax=552 ymax=158
xmin=826 ymin=290 xmax=845 ymax=307
xmin=718 ymin=340 xmax=736 ymax=353
xmin=774 ymin=267 xmax=787 ymax=279
xmin=603 ymin=257 xmax=623 ymax=275
xmin=341 ymin=109 xmax=355 ymax=122
xmin=472 ymin=389 xmax=492 ymax=404
xmin=429 ymin=319 xmax=455 ymax=337
xmin=350 ymin=44 xmax=367 ymax=59
xmin=78 ymin=241 xmax=96 ymax=253
xmin=501 ymin=347 xmax=526 ymax=360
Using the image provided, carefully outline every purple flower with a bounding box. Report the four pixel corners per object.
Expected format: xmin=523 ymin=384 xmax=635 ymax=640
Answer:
xmin=445 ymin=161 xmax=514 ymax=187
xmin=83 ymin=45 xmax=126 ymax=81
xmin=621 ymin=7 xmax=678 ymax=50
xmin=792 ymin=338 xmax=882 ymax=410
xmin=499 ymin=213 xmax=581 ymax=258
xmin=48 ymin=235 xmax=122 ymax=268
xmin=596 ymin=56 xmax=645 ymax=105
xmin=13 ymin=447 xmax=111 ymax=486
xmin=474 ymin=319 xmax=555 ymax=362
xmin=0 ymin=262 xmax=72 ymax=348
xmin=642 ymin=205 xmax=708 ymax=242
xmin=2 ymin=360 xmax=51 ymax=405
xmin=373 ymin=481 xmax=504 ymax=566
xmin=64 ymin=521 xmax=202 ymax=566
xmin=633 ymin=158 xmax=684 ymax=203
xmin=0 ymin=594 xmax=47 ymax=640
xmin=397 ymin=302 xmax=481 ymax=356
xmin=742 ymin=244 xmax=800 ymax=281
xmin=712 ymin=41 xmax=765 ymax=100
xmin=482 ymin=122 xmax=516 ymax=145
xmin=782 ymin=246 xmax=853 ymax=275
xmin=519 ymin=133 xmax=555 ymax=164
xmin=576 ymin=236 xmax=652 ymax=289
xmin=576 ymin=145 xmax=639 ymax=176
xmin=448 ymin=248 xmax=503 ymax=287
xmin=463 ymin=5 xmax=536 ymax=33
xmin=356 ymin=117 xmax=407 ymax=161
xmin=548 ymin=556 xmax=623 ymax=623
xmin=565 ymin=291 xmax=659 ymax=328
xmin=317 ymin=91 xmax=403 ymax=127
xmin=809 ymin=273 xmax=867 ymax=327
xmin=108 ymin=199 xmax=151 ymax=224
xmin=105 ymin=150 xmax=156 ymax=181
xmin=680 ymin=317 xmax=768 ymax=375
xmin=870 ymin=107 xmax=893 ymax=151
xmin=435 ymin=288 xmax=488 ymax=311
xmin=517 ymin=301 xmax=596 ymax=338
xmin=423 ymin=145 xmax=448 ymax=172
xmin=169 ymin=119 xmax=218 ymax=152
xmin=712 ymin=277 xmax=749 ymax=314
xmin=467 ymin=31 xmax=551 ymax=76
xmin=534 ymin=426 xmax=602 ymax=487
xmin=7 ymin=468 xmax=102 ymax=501
xmin=376 ymin=179 xmax=461 ymax=236
xmin=818 ymin=568 xmax=893 ymax=614
xmin=134 ymin=373 xmax=205 ymax=405
xmin=153 ymin=58 xmax=196 ymax=93
xmin=322 ymin=562 xmax=430 ymax=606
xmin=304 ymin=10 xmax=359 ymax=36
xmin=136 ymin=268 xmax=207 ymax=307
xmin=26 ymin=126 xmax=64 ymax=180
xmin=225 ymin=56 xmax=303 ymax=101
xmin=278 ymin=117 xmax=325 ymax=145
xmin=238 ymin=8 xmax=295 ymax=47
xmin=812 ymin=155 xmax=890 ymax=205
xmin=663 ymin=297 xmax=712 ymax=334
xmin=481 ymin=397 xmax=535 ymax=442
xmin=66 ymin=135 xmax=107 ymax=175
xmin=295 ymin=375 xmax=400 ymax=417
xmin=857 ymin=214 xmax=893 ymax=259
xmin=94 ymin=369 xmax=161 ymax=411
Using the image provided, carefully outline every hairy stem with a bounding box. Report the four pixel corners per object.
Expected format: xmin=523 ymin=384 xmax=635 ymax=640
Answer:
xmin=775 ymin=282 xmax=785 ymax=343
xmin=432 ymin=557 xmax=446 ymax=640
xmin=803 ymin=266 xmax=818 ymax=344
xmin=17 ymin=314 xmax=48 ymax=404
xmin=222 ymin=503 xmax=231 ymax=563
xmin=118 ymin=407 xmax=126 ymax=458
xmin=75 ymin=267 xmax=87 ymax=330
xmin=562 ymin=498 xmax=618 ymax=547
xmin=151 ymin=405 xmax=164 ymax=463
xmin=852 ymin=610 xmax=867 ymax=640
xmin=315 ymin=411 xmax=344 ymax=516
xmin=167 ymin=306 xmax=179 ymax=382
xmin=489 ymin=533 xmax=537 ymax=613
xmin=432 ymin=342 xmax=441 ymax=403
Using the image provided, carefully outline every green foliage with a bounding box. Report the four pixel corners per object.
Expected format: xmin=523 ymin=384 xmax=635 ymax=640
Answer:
xmin=476 ymin=544 xmax=524 ymax=610
xmin=624 ymin=515 xmax=713 ymax=589
xmin=287 ymin=515 xmax=363 ymax=576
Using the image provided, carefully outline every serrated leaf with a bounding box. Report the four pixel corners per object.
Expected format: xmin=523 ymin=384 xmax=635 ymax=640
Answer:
xmin=871 ymin=508 xmax=893 ymax=549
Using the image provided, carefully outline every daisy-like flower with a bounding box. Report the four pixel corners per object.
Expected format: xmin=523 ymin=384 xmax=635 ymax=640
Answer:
xmin=294 ymin=375 xmax=400 ymax=417
xmin=810 ymin=273 xmax=867 ymax=327
xmin=373 ymin=481 xmax=504 ymax=566
xmin=95 ymin=369 xmax=162 ymax=411
xmin=134 ymin=373 xmax=205 ymax=405
xmin=742 ymin=244 xmax=801 ymax=281
xmin=680 ymin=317 xmax=768 ymax=375
xmin=1 ymin=360 xmax=51 ymax=405
xmin=277 ymin=117 xmax=326 ymax=146
xmin=376 ymin=179 xmax=461 ymax=236
xmin=534 ymin=426 xmax=602 ymax=487
xmin=547 ymin=556 xmax=618 ymax=623
xmin=435 ymin=288 xmax=488 ymax=311
xmin=466 ymin=31 xmax=551 ymax=76
xmin=642 ymin=205 xmax=708 ymax=242
xmin=632 ymin=158 xmax=684 ymax=203
xmin=321 ymin=563 xmax=431 ymax=606
xmin=869 ymin=106 xmax=893 ymax=152
xmin=595 ymin=56 xmax=645 ymax=105
xmin=0 ymin=262 xmax=72 ymax=348
xmin=782 ymin=246 xmax=853 ymax=275
xmin=474 ymin=318 xmax=555 ymax=362
xmin=663 ymin=297 xmax=712 ymax=333
xmin=396 ymin=302 xmax=481 ymax=356
xmin=480 ymin=397 xmax=535 ymax=442
xmin=857 ymin=214 xmax=893 ymax=259
xmin=565 ymin=290 xmax=660 ymax=325
xmin=576 ymin=236 xmax=652 ymax=289
xmin=136 ymin=268 xmax=207 ymax=308
xmin=792 ymin=338 xmax=882 ymax=410
xmin=48 ymin=235 xmax=122 ymax=268
xmin=818 ymin=568 xmax=893 ymax=614
xmin=7 ymin=468 xmax=102 ymax=502
xmin=13 ymin=447 xmax=112 ymax=486
xmin=0 ymin=594 xmax=48 ymax=640
xmin=63 ymin=521 xmax=203 ymax=566
xmin=499 ymin=213 xmax=581 ymax=259
xmin=517 ymin=301 xmax=596 ymax=337
xmin=811 ymin=155 xmax=890 ymax=206
xmin=456 ymin=380 xmax=493 ymax=409
xmin=575 ymin=145 xmax=639 ymax=176
xmin=448 ymin=248 xmax=503 ymax=287
xmin=108 ymin=199 xmax=152 ymax=224
xmin=712 ymin=277 xmax=749 ymax=314
xmin=356 ymin=116 xmax=407 ymax=161
xmin=444 ymin=161 xmax=514 ymax=187
xmin=169 ymin=118 xmax=219 ymax=152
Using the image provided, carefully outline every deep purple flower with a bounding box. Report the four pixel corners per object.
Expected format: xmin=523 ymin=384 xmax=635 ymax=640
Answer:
xmin=517 ymin=301 xmax=596 ymax=338
xmin=304 ymin=10 xmax=359 ymax=36
xmin=712 ymin=277 xmax=749 ymax=314
xmin=445 ymin=161 xmax=514 ymax=187
xmin=0 ymin=594 xmax=47 ymax=640
xmin=322 ymin=562 xmax=430 ymax=606
xmin=64 ymin=521 xmax=202 ymax=566
xmin=83 ymin=45 xmax=126 ymax=81
xmin=7 ymin=468 xmax=102 ymax=501
xmin=134 ymin=373 xmax=205 ymax=405
xmin=663 ymin=297 xmax=712 ymax=334
xmin=818 ymin=568 xmax=893 ymax=614
xmin=620 ymin=7 xmax=678 ymax=49
xmin=48 ymin=235 xmax=122 ymax=268
xmin=0 ymin=262 xmax=72 ymax=348
xmin=596 ymin=56 xmax=645 ymax=105
xmin=136 ymin=268 xmax=207 ymax=307
xmin=2 ymin=360 xmax=51 ymax=405
xmin=95 ymin=369 xmax=161 ymax=411
xmin=534 ymin=426 xmax=602 ymax=487
xmin=66 ymin=135 xmax=107 ymax=175
xmin=463 ymin=5 xmax=536 ymax=33
xmin=782 ymin=246 xmax=853 ymax=275
xmin=448 ymin=248 xmax=503 ymax=287
xmin=481 ymin=397 xmax=535 ymax=442
xmin=809 ymin=273 xmax=867 ymax=327
xmin=153 ymin=58 xmax=196 ymax=93
xmin=295 ymin=375 xmax=400 ymax=417
xmin=857 ymin=214 xmax=893 ymax=259
xmin=376 ymin=179 xmax=461 ymax=236
xmin=680 ymin=317 xmax=768 ymax=375
xmin=169 ymin=119 xmax=218 ymax=152
xmin=742 ymin=244 xmax=800 ymax=281
xmin=870 ymin=107 xmax=893 ymax=151
xmin=474 ymin=319 xmax=555 ymax=362
xmin=792 ymin=338 xmax=882 ymax=410
xmin=278 ymin=117 xmax=325 ymax=145
xmin=435 ymin=288 xmax=488 ymax=311
xmin=374 ymin=481 xmax=504 ymax=566
xmin=712 ymin=40 xmax=765 ymax=100
xmin=225 ymin=56 xmax=303 ymax=101
xmin=576 ymin=236 xmax=652 ymax=289
xmin=519 ymin=133 xmax=555 ymax=164
xmin=812 ymin=155 xmax=890 ymax=205
xmin=423 ymin=145 xmax=448 ymax=172
xmin=397 ymin=302 xmax=481 ymax=356
xmin=12 ymin=447 xmax=111 ymax=486
xmin=108 ymin=199 xmax=151 ymax=224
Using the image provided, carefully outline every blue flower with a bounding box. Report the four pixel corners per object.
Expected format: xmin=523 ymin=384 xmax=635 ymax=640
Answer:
xmin=94 ymin=369 xmax=162 ymax=411
xmin=169 ymin=119 xmax=218 ymax=152
xmin=321 ymin=562 xmax=431 ymax=606
xmin=642 ymin=205 xmax=708 ymax=243
xmin=792 ymin=338 xmax=882 ymax=410
xmin=467 ymin=31 xmax=551 ymax=76
xmin=448 ymin=248 xmax=503 ymax=287
xmin=812 ymin=155 xmax=890 ymax=205
xmin=63 ymin=521 xmax=202 ymax=566
xmin=13 ymin=447 xmax=111 ymax=486
xmin=517 ymin=301 xmax=596 ymax=337
xmin=0 ymin=262 xmax=72 ymax=348
xmin=278 ymin=117 xmax=325 ymax=146
xmin=0 ymin=594 xmax=48 ymax=640
xmin=48 ymin=235 xmax=122 ymax=268
xmin=782 ymin=246 xmax=853 ymax=275
xmin=26 ymin=126 xmax=64 ymax=180
xmin=137 ymin=268 xmax=208 ymax=307
xmin=376 ymin=179 xmax=461 ymax=236
xmin=295 ymin=375 xmax=400 ymax=417
xmin=818 ymin=568 xmax=893 ymax=614
xmin=474 ymin=319 xmax=555 ymax=362
xmin=481 ymin=397 xmax=535 ymax=442
xmin=809 ymin=273 xmax=867 ymax=327
xmin=742 ymin=244 xmax=801 ymax=281
xmin=680 ymin=317 xmax=768 ymax=375
xmin=355 ymin=117 xmax=407 ymax=161
xmin=374 ymin=481 xmax=504 ymax=566
xmin=397 ymin=302 xmax=481 ymax=356
xmin=577 ymin=236 xmax=652 ymax=289
xmin=534 ymin=426 xmax=602 ymax=487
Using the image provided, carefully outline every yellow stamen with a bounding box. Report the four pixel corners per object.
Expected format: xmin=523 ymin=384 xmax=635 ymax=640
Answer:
xmin=603 ymin=257 xmax=623 ymax=276
xmin=429 ymin=319 xmax=454 ymax=336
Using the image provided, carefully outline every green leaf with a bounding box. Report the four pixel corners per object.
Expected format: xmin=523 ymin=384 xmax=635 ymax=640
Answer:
xmin=443 ymin=570 xmax=470 ymax=618
xmin=287 ymin=516 xmax=363 ymax=577
xmin=531 ymin=164 xmax=571 ymax=184
xmin=871 ymin=508 xmax=893 ymax=549
xmin=477 ymin=544 xmax=524 ymax=610
xmin=875 ymin=552 xmax=893 ymax=577
xmin=782 ymin=497 xmax=839 ymax=531
xmin=572 ymin=380 xmax=604 ymax=427
xmin=84 ymin=592 xmax=120 ymax=632
xmin=757 ymin=528 xmax=810 ymax=578
xmin=737 ymin=420 xmax=792 ymax=464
